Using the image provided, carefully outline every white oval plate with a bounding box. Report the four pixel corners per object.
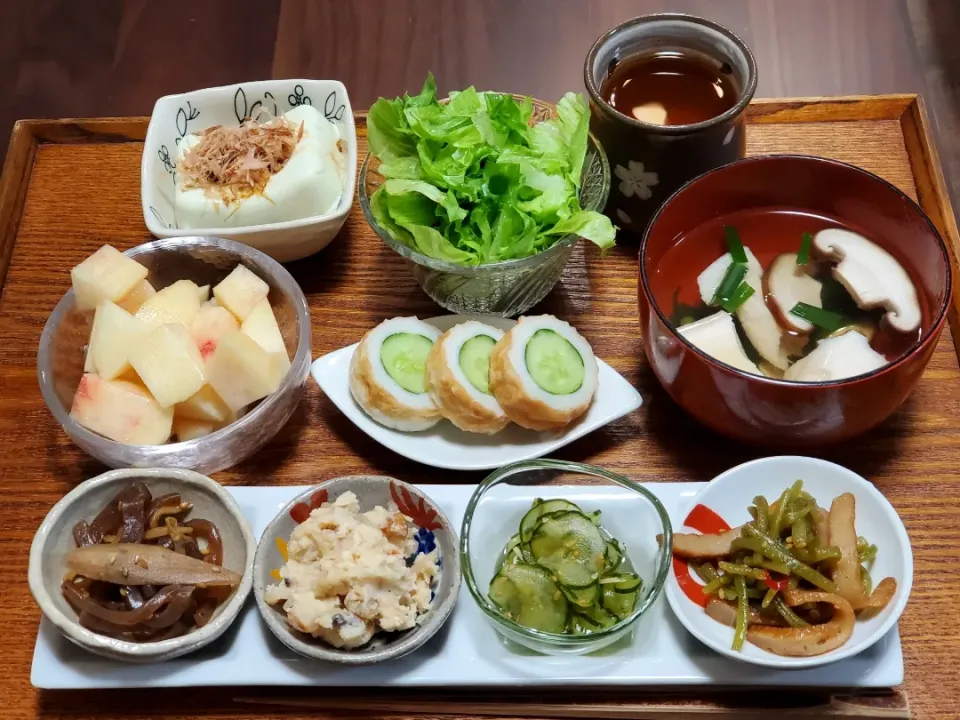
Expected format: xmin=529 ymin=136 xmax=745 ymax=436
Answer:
xmin=665 ymin=456 xmax=912 ymax=670
xmin=310 ymin=315 xmax=643 ymax=470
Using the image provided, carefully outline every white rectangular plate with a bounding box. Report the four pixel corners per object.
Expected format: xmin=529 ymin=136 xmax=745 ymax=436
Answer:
xmin=310 ymin=315 xmax=643 ymax=471
xmin=31 ymin=483 xmax=903 ymax=689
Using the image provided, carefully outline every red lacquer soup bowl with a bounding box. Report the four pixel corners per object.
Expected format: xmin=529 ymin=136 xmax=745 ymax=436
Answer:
xmin=638 ymin=155 xmax=952 ymax=447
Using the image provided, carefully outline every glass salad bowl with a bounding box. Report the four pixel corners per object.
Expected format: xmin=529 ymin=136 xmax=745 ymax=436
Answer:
xmin=460 ymin=459 xmax=672 ymax=655
xmin=358 ymin=97 xmax=611 ymax=318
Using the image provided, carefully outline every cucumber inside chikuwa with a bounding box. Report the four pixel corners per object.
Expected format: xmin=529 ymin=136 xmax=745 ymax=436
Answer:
xmin=523 ymin=329 xmax=585 ymax=395
xmin=458 ymin=334 xmax=497 ymax=394
xmin=488 ymin=499 xmax=644 ymax=636
xmin=380 ymin=332 xmax=434 ymax=393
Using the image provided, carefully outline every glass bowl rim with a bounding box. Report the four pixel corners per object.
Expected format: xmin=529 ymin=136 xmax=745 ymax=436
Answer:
xmin=357 ymin=98 xmax=611 ymax=276
xmin=459 ymin=458 xmax=674 ymax=646
xmin=36 ymin=235 xmax=312 ymax=458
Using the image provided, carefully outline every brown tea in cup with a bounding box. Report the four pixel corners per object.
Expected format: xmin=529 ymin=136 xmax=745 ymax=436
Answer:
xmin=585 ymin=14 xmax=757 ymax=239
xmin=601 ymin=50 xmax=739 ymax=127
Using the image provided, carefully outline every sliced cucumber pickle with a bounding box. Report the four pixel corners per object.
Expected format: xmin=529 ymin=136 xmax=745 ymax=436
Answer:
xmin=490 ymin=498 xmax=645 ymax=636
xmin=458 ymin=334 xmax=496 ymax=394
xmin=380 ymin=333 xmax=434 ymax=393
xmin=529 ymin=511 xmax=607 ymax=588
xmin=519 ymin=499 xmax=582 ymax=543
xmin=489 ymin=563 xmax=568 ymax=633
xmin=524 ymin=329 xmax=585 ymax=395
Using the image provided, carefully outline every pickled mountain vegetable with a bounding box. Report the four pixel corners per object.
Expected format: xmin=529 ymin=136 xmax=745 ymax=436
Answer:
xmin=665 ymin=480 xmax=897 ymax=656
xmin=367 ymin=74 xmax=616 ymax=265
xmin=488 ymin=498 xmax=643 ymax=635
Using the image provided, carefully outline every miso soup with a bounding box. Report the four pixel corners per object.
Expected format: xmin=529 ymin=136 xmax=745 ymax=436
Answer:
xmin=650 ymin=208 xmax=926 ymax=382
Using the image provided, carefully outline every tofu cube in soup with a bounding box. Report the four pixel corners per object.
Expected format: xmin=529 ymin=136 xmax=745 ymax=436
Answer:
xmin=70 ymin=374 xmax=173 ymax=444
xmin=129 ymin=323 xmax=207 ymax=407
xmin=206 ymin=330 xmax=283 ymax=412
xmin=85 ymin=300 xmax=150 ymax=380
xmin=213 ymin=265 xmax=270 ymax=321
xmin=70 ymin=245 xmax=149 ymax=312
xmin=135 ymin=279 xmax=204 ymax=329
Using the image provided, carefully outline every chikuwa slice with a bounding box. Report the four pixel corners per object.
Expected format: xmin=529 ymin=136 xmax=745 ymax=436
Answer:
xmin=489 ymin=315 xmax=599 ymax=431
xmin=425 ymin=321 xmax=510 ymax=434
xmin=348 ymin=317 xmax=442 ymax=431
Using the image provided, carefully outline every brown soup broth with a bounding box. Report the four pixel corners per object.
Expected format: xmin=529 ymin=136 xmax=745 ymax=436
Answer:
xmin=651 ymin=208 xmax=927 ymax=363
xmin=601 ymin=50 xmax=739 ymax=126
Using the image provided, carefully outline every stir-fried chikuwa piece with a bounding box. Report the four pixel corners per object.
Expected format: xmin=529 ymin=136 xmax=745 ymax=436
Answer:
xmin=665 ymin=481 xmax=896 ymax=656
xmin=62 ymin=482 xmax=237 ymax=642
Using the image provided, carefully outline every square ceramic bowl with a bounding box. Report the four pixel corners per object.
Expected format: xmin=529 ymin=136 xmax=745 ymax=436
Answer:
xmin=253 ymin=475 xmax=460 ymax=665
xmin=28 ymin=468 xmax=256 ymax=662
xmin=665 ymin=456 xmax=913 ymax=669
xmin=142 ymin=79 xmax=357 ymax=263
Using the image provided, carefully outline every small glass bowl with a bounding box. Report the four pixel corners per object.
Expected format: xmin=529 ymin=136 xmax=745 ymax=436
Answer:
xmin=460 ymin=459 xmax=673 ymax=655
xmin=37 ymin=236 xmax=312 ymax=474
xmin=358 ymin=97 xmax=611 ymax=317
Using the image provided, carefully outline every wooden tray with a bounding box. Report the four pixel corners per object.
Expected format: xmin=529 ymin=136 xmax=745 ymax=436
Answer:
xmin=0 ymin=94 xmax=955 ymax=719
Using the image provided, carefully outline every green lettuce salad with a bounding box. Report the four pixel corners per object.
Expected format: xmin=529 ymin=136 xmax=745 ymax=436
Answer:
xmin=366 ymin=74 xmax=616 ymax=265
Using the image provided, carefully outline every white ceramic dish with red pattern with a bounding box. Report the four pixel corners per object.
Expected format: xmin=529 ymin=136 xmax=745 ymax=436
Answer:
xmin=251 ymin=475 xmax=459 ymax=665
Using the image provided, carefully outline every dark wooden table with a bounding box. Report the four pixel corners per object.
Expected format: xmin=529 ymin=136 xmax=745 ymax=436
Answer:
xmin=2 ymin=2 xmax=960 ymax=719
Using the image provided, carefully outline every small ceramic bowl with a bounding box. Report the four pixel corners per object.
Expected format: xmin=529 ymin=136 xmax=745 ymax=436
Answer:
xmin=28 ymin=467 xmax=256 ymax=662
xmin=142 ymin=79 xmax=357 ymax=263
xmin=666 ymin=456 xmax=912 ymax=669
xmin=37 ymin=236 xmax=312 ymax=474
xmin=639 ymin=154 xmax=952 ymax=447
xmin=461 ymin=459 xmax=673 ymax=655
xmin=253 ymin=476 xmax=460 ymax=665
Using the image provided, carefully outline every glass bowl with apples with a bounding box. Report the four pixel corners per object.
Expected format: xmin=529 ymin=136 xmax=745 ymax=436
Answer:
xmin=37 ymin=236 xmax=311 ymax=474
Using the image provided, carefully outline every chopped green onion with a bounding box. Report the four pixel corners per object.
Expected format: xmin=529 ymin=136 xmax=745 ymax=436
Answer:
xmin=720 ymin=282 xmax=755 ymax=313
xmin=789 ymin=302 xmax=845 ymax=332
xmin=710 ymin=262 xmax=747 ymax=307
xmin=724 ymin=226 xmax=748 ymax=264
xmin=797 ymin=232 xmax=813 ymax=265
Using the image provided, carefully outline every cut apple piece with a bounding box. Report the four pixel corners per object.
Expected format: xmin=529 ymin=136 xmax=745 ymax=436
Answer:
xmin=241 ymin=299 xmax=287 ymax=356
xmin=173 ymin=416 xmax=218 ymax=442
xmin=70 ymin=373 xmax=173 ymax=445
xmin=175 ymin=384 xmax=233 ymax=424
xmin=129 ymin=323 xmax=206 ymax=408
xmin=70 ymin=245 xmax=149 ymax=312
xmin=197 ymin=284 xmax=211 ymax=303
xmin=135 ymin=279 xmax=204 ymax=329
xmin=116 ymin=279 xmax=157 ymax=314
xmin=206 ymin=330 xmax=282 ymax=412
xmin=191 ymin=304 xmax=240 ymax=361
xmin=87 ymin=300 xmax=150 ymax=380
xmin=213 ymin=265 xmax=270 ymax=321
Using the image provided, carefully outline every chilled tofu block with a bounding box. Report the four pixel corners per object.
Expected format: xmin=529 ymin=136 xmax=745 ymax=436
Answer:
xmin=206 ymin=330 xmax=282 ymax=412
xmin=173 ymin=416 xmax=218 ymax=442
xmin=136 ymin=279 xmax=204 ymax=329
xmin=70 ymin=373 xmax=173 ymax=445
xmin=191 ymin=303 xmax=240 ymax=360
xmin=129 ymin=323 xmax=206 ymax=407
xmin=175 ymin=384 xmax=233 ymax=424
xmin=241 ymin=299 xmax=287 ymax=356
xmin=86 ymin=300 xmax=150 ymax=380
xmin=213 ymin=265 xmax=270 ymax=321
xmin=70 ymin=245 xmax=149 ymax=311
xmin=116 ymin=279 xmax=157 ymax=314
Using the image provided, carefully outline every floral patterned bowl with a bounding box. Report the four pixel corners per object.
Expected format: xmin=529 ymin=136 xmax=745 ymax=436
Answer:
xmin=141 ymin=79 xmax=357 ymax=263
xmin=252 ymin=475 xmax=460 ymax=665
xmin=358 ymin=97 xmax=611 ymax=317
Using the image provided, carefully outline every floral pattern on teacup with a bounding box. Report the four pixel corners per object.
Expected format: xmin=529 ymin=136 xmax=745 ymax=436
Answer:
xmin=615 ymin=160 xmax=659 ymax=200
